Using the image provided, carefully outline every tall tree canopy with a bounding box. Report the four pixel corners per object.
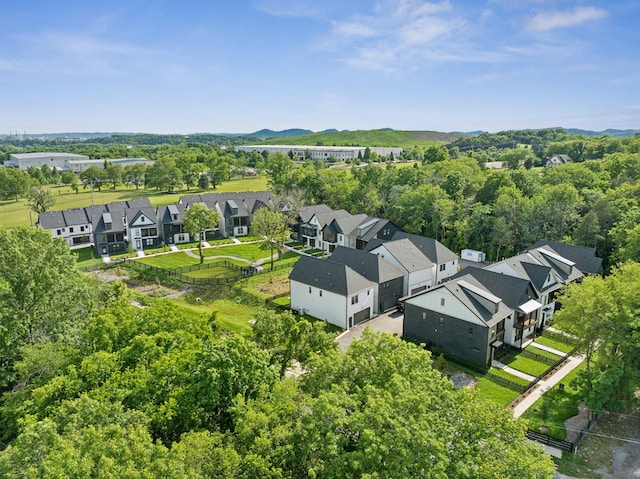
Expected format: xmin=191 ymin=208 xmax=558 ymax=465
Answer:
xmin=183 ymin=203 xmax=221 ymax=264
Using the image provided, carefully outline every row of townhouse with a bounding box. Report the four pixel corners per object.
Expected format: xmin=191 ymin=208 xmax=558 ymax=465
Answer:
xmin=38 ymin=191 xmax=276 ymax=256
xmin=402 ymin=240 xmax=603 ymax=368
xmin=289 ymin=232 xmax=459 ymax=329
xmin=294 ymin=204 xmax=402 ymax=252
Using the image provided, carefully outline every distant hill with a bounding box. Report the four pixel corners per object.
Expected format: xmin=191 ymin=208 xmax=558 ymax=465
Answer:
xmin=565 ymin=128 xmax=639 ymax=138
xmin=259 ymin=129 xmax=461 ymax=148
xmin=249 ymin=128 xmax=314 ymax=138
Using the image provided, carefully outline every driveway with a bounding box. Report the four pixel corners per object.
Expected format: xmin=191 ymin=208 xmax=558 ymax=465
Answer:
xmin=336 ymin=309 xmax=404 ymax=351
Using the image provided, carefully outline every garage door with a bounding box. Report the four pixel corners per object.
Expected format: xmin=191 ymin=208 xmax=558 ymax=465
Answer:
xmin=353 ymin=307 xmax=370 ymax=325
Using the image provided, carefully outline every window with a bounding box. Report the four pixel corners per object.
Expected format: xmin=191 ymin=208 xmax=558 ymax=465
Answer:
xmin=140 ymin=216 xmax=145 ymax=222
xmin=468 ymin=327 xmax=473 ymax=335
xmin=69 ymin=227 xmax=74 ymax=233
xmin=309 ymin=287 xmax=312 ymax=294
xmin=145 ymin=238 xmax=154 ymax=246
xmin=319 ymin=290 xmax=323 ymax=297
xmin=56 ymin=229 xmax=61 ymax=235
xmin=439 ymin=264 xmax=446 ymax=272
xmin=80 ymin=226 xmax=85 ymax=232
xmin=351 ymin=295 xmax=359 ymax=305
xmin=422 ymin=312 xmax=426 ymax=319
xmin=367 ymin=290 xmax=370 ymax=295
xmin=439 ymin=317 xmax=444 ymax=325
xmin=440 ymin=298 xmax=445 ymax=307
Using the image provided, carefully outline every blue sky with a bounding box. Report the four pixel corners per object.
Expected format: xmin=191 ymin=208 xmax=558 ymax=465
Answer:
xmin=1 ymin=1 xmax=638 ymax=134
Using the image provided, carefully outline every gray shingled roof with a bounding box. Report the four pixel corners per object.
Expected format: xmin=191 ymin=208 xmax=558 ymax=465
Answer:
xmin=452 ymin=266 xmax=536 ymax=310
xmin=392 ymin=231 xmax=459 ymax=263
xmin=528 ymin=240 xmax=603 ymax=274
xmin=298 ymin=204 xmax=333 ymax=223
xmin=38 ymin=210 xmax=66 ymax=229
xmin=372 ymin=238 xmax=434 ymax=272
xmin=329 ymin=246 xmax=403 ymax=283
xmin=440 ymin=280 xmax=512 ymax=327
xmin=289 ymin=255 xmax=375 ymax=296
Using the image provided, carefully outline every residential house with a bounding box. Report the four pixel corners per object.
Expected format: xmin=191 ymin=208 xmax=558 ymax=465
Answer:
xmin=323 ymin=215 xmax=402 ymax=252
xmin=545 ymin=154 xmax=573 ymax=167
xmin=179 ymin=191 xmax=275 ymax=238
xmin=527 ymin=240 xmax=603 ymax=275
xmin=38 ymin=207 xmax=93 ymax=247
xmin=484 ymin=244 xmax=584 ymax=327
xmin=366 ymin=232 xmax=459 ymax=295
xmin=289 ymin=255 xmax=375 ymax=329
xmin=329 ymin=246 xmax=404 ymax=313
xmin=127 ymin=205 xmax=160 ymax=252
xmin=403 ymin=274 xmax=514 ymax=367
xmin=157 ymin=203 xmax=190 ymax=245
xmin=296 ymin=205 xmax=351 ymax=249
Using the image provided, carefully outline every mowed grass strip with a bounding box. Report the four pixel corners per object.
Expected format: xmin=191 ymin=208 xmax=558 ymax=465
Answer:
xmin=72 ymin=246 xmax=104 ymax=267
xmin=503 ymin=355 xmax=551 ymax=377
xmin=525 ymin=344 xmax=563 ymax=361
xmin=489 ymin=367 xmax=530 ymax=387
xmin=208 ymin=242 xmax=270 ymax=261
xmin=535 ymin=334 xmax=576 ymax=354
xmin=453 ymin=364 xmax=521 ymax=407
xmin=135 ymin=252 xmax=200 ymax=269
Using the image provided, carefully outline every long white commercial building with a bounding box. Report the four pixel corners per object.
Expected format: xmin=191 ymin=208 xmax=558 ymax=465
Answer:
xmin=235 ymin=145 xmax=403 ymax=161
xmin=6 ymin=153 xmax=154 ymax=172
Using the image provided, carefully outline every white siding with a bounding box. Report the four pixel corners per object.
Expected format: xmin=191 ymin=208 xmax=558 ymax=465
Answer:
xmin=436 ymin=259 xmax=458 ymax=283
xmin=405 ymin=289 xmax=487 ymax=327
xmin=290 ymin=280 xmax=348 ymax=329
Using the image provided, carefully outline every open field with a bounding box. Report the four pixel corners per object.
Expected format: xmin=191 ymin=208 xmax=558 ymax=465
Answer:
xmin=0 ymin=176 xmax=268 ymax=229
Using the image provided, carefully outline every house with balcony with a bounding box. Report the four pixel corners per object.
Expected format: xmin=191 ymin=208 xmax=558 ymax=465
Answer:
xmin=127 ymin=206 xmax=160 ymax=252
xmin=295 ymin=205 xmax=351 ymax=249
xmin=322 ymin=215 xmax=402 ymax=252
xmin=179 ymin=191 xmax=275 ymax=238
xmin=38 ymin=207 xmax=93 ymax=247
xmin=157 ymin=203 xmax=190 ymax=245
xmin=485 ymin=244 xmax=584 ymax=327
xmin=402 ymin=267 xmax=542 ymax=367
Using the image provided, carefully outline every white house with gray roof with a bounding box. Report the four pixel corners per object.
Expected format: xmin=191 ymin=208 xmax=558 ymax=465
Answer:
xmin=289 ymin=255 xmax=375 ymax=329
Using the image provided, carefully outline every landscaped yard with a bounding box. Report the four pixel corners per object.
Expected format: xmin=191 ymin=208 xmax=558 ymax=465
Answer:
xmin=210 ymin=242 xmax=272 ymax=262
xmin=135 ymin=252 xmax=202 ymax=269
xmin=535 ymin=333 xmax=576 ymax=354
xmin=502 ymin=354 xmax=551 ymax=377
xmin=525 ymin=344 xmax=563 ymax=361
xmin=451 ymin=363 xmax=521 ymax=407
xmin=72 ymin=246 xmax=104 ymax=268
xmin=183 ymin=264 xmax=239 ymax=279
xmin=521 ymin=361 xmax=586 ymax=440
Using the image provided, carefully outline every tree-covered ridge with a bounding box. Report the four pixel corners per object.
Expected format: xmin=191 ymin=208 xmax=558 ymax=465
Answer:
xmin=260 ymin=128 xmax=458 ymax=147
xmin=0 ymin=228 xmax=554 ymax=477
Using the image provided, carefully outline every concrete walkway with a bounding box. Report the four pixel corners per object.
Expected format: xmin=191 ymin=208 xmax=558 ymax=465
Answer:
xmin=511 ymin=353 xmax=585 ymax=419
xmin=529 ymin=341 xmax=566 ymax=357
xmin=136 ymin=250 xmax=145 ymax=257
xmin=491 ymin=360 xmax=537 ymax=382
xmin=336 ymin=310 xmax=404 ymax=351
xmin=231 ymin=237 xmax=242 ymax=244
xmin=169 ymin=245 xmax=179 ymax=252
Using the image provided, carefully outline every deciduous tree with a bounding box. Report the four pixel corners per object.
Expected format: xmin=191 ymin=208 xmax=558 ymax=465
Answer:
xmin=183 ymin=203 xmax=221 ymax=264
xmin=250 ymin=207 xmax=292 ymax=270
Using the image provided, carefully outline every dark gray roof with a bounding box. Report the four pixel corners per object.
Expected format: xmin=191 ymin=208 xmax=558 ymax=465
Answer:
xmin=451 ymin=266 xmax=536 ymax=310
xmin=38 ymin=210 xmax=66 ymax=229
xmin=329 ymin=246 xmax=403 ymax=284
xmin=528 ymin=240 xmax=603 ymax=274
xmin=289 ymin=255 xmax=375 ymax=296
xmin=328 ymin=214 xmax=368 ymax=236
xmin=392 ymin=232 xmax=459 ymax=263
xmin=127 ymin=206 xmax=157 ymax=227
xmin=158 ymin=203 xmax=187 ymax=224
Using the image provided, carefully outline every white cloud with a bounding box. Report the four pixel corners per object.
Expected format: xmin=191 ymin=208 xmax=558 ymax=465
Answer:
xmin=525 ymin=6 xmax=608 ymax=33
xmin=331 ymin=21 xmax=377 ymax=39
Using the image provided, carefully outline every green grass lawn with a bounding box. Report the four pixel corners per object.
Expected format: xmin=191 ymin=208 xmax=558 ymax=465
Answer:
xmin=502 ymin=354 xmax=551 ymax=377
xmin=535 ymin=334 xmax=576 ymax=354
xmin=135 ymin=252 xmax=201 ymax=269
xmin=525 ymin=345 xmax=563 ymax=361
xmin=521 ymin=361 xmax=586 ymax=440
xmin=489 ymin=367 xmax=530 ymax=387
xmin=209 ymin=242 xmax=270 ymax=262
xmin=170 ymin=295 xmax=255 ymax=335
xmin=183 ymin=265 xmax=239 ymax=279
xmin=237 ymin=235 xmax=261 ymax=242
xmin=0 ymin=176 xmax=268 ymax=229
xmin=452 ymin=364 xmax=520 ymax=407
xmin=72 ymin=246 xmax=104 ymax=267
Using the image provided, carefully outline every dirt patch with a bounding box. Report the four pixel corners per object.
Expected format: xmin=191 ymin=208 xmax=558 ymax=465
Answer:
xmin=450 ymin=372 xmax=477 ymax=389
xmin=253 ymin=276 xmax=289 ymax=297
xmin=592 ymin=411 xmax=640 ymax=479
xmin=90 ymin=268 xmax=129 ymax=283
xmin=564 ymin=403 xmax=591 ymax=443
xmin=130 ymin=283 xmax=180 ymax=298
